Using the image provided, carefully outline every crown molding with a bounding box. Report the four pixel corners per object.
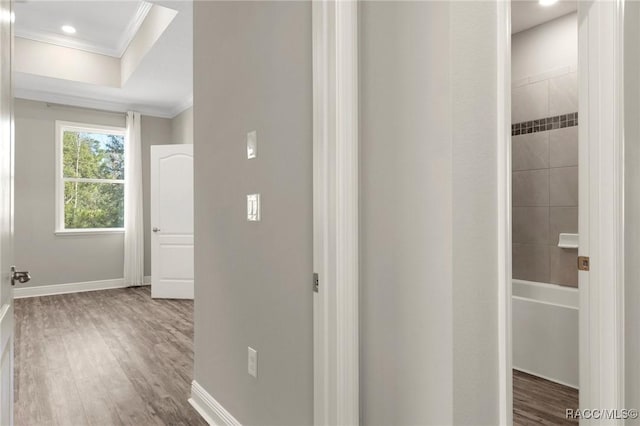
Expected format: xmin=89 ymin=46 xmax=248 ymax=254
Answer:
xmin=15 ymin=2 xmax=152 ymax=58
xmin=14 ymin=87 xmax=177 ymax=118
xmin=14 ymin=29 xmax=123 ymax=57
xmin=117 ymin=2 xmax=153 ymax=57
xmin=169 ymin=95 xmax=193 ymax=118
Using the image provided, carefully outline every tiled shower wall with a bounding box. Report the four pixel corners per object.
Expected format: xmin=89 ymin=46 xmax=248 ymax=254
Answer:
xmin=512 ymin=70 xmax=578 ymax=287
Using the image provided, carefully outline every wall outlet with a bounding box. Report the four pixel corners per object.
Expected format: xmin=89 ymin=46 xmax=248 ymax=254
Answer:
xmin=248 ymin=347 xmax=258 ymax=378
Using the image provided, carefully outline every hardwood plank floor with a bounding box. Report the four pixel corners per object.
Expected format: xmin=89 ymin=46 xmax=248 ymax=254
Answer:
xmin=14 ymin=287 xmax=206 ymax=426
xmin=14 ymin=287 xmax=581 ymax=426
xmin=514 ymin=370 xmax=579 ymax=426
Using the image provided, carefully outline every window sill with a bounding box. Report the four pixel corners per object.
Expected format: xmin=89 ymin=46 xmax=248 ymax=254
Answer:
xmin=55 ymin=229 xmax=125 ymax=236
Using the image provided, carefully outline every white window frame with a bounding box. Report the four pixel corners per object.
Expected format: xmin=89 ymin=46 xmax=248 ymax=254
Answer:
xmin=54 ymin=120 xmax=127 ymax=236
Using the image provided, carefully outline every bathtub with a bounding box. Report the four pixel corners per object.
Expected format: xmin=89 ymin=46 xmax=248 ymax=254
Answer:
xmin=512 ymin=279 xmax=579 ymax=389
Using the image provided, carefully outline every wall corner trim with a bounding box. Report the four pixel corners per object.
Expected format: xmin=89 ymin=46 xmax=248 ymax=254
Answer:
xmin=13 ymin=276 xmax=151 ymax=299
xmin=312 ymin=0 xmax=359 ymax=424
xmin=188 ymin=380 xmax=242 ymax=426
xmin=497 ymin=1 xmax=514 ymax=424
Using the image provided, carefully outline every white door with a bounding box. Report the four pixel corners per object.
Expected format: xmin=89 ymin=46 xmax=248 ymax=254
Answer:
xmin=151 ymin=145 xmax=194 ymax=299
xmin=0 ymin=0 xmax=14 ymax=423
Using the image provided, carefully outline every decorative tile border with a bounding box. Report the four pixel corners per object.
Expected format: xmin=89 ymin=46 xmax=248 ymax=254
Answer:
xmin=512 ymin=112 xmax=578 ymax=136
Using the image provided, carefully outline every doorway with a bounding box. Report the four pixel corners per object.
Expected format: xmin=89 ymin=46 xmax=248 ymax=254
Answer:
xmin=4 ymin=0 xmax=196 ymax=423
xmin=502 ymin=0 xmax=628 ymax=423
xmin=509 ymin=2 xmax=580 ymax=423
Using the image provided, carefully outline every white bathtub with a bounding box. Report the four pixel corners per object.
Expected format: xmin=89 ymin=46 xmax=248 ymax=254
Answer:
xmin=512 ymin=279 xmax=579 ymax=389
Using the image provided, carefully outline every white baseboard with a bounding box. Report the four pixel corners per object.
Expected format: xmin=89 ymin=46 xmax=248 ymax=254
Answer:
xmin=189 ymin=380 xmax=241 ymax=426
xmin=14 ymin=276 xmax=152 ymax=299
xmin=513 ymin=367 xmax=579 ymax=390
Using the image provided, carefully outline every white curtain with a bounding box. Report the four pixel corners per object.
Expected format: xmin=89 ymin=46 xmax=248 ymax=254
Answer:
xmin=124 ymin=111 xmax=145 ymax=286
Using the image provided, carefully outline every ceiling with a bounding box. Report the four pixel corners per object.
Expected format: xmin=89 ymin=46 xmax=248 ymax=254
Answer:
xmin=15 ymin=1 xmax=151 ymax=57
xmin=13 ymin=0 xmax=193 ymax=118
xmin=512 ymin=0 xmax=578 ymax=34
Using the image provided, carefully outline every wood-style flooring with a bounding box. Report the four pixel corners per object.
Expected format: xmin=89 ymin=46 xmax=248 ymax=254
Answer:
xmin=13 ymin=287 xmax=581 ymax=426
xmin=14 ymin=286 xmax=206 ymax=426
xmin=514 ymin=369 xmax=579 ymax=426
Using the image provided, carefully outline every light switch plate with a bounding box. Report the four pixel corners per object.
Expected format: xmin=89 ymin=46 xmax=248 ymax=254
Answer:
xmin=247 ymin=194 xmax=260 ymax=221
xmin=247 ymin=131 xmax=257 ymax=159
xmin=248 ymin=347 xmax=258 ymax=378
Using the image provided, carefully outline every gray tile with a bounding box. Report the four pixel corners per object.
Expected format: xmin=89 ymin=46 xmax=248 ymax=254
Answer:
xmin=512 ymin=80 xmax=549 ymax=123
xmin=513 ymin=207 xmax=549 ymax=244
xmin=549 ymin=126 xmax=578 ymax=168
xmin=549 ymin=72 xmax=578 ymax=117
xmin=512 ymin=132 xmax=549 ymax=171
xmin=550 ymin=246 xmax=578 ymax=287
xmin=550 ymin=167 xmax=579 ymax=206
xmin=513 ymin=169 xmax=550 ymax=207
xmin=549 ymin=207 xmax=578 ymax=245
xmin=513 ymin=244 xmax=550 ymax=283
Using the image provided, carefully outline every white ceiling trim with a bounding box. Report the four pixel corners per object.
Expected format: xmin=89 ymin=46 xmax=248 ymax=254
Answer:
xmin=14 ymin=87 xmax=177 ymax=119
xmin=117 ymin=2 xmax=153 ymax=57
xmin=169 ymin=95 xmax=193 ymax=118
xmin=14 ymin=2 xmax=152 ymax=58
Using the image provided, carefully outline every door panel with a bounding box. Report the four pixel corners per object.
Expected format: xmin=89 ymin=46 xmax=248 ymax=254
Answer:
xmin=0 ymin=0 xmax=14 ymax=423
xmin=159 ymin=242 xmax=194 ymax=279
xmin=151 ymin=145 xmax=193 ymax=299
xmin=0 ymin=305 xmax=11 ymax=426
xmin=158 ymin=155 xmax=194 ymax=234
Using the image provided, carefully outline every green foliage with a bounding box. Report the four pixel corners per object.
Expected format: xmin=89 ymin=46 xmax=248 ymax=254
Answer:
xmin=63 ymin=131 xmax=125 ymax=229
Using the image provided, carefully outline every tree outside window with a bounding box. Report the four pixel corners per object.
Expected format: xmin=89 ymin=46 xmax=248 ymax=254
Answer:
xmin=56 ymin=122 xmax=126 ymax=232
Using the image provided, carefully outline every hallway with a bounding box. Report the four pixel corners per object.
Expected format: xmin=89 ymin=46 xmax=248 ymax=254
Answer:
xmin=14 ymin=287 xmax=204 ymax=426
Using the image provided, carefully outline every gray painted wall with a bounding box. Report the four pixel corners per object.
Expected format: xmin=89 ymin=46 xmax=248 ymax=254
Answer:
xmin=172 ymin=107 xmax=193 ymax=144
xmin=450 ymin=3 xmax=499 ymax=423
xmin=359 ymin=2 xmax=453 ymax=424
xmin=14 ymin=99 xmax=177 ymax=286
xmin=360 ymin=2 xmax=500 ymax=424
xmin=191 ymin=1 xmax=499 ymax=424
xmin=141 ymin=115 xmax=174 ymax=275
xmin=14 ymin=99 xmax=127 ymax=286
xmin=193 ymin=2 xmax=313 ymax=425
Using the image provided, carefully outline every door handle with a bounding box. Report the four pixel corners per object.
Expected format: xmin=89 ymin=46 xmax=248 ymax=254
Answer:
xmin=10 ymin=266 xmax=30 ymax=286
xmin=153 ymin=227 xmax=160 ymax=232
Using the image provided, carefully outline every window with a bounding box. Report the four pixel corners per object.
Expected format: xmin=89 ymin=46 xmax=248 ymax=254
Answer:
xmin=55 ymin=121 xmax=126 ymax=234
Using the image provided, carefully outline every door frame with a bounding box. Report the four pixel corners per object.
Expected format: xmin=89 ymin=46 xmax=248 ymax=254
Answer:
xmin=496 ymin=1 xmax=513 ymax=424
xmin=576 ymin=0 xmax=626 ymax=415
xmin=312 ymin=0 xmax=359 ymax=424
xmin=0 ymin=0 xmax=14 ymax=423
xmin=497 ymin=0 xmax=627 ymax=422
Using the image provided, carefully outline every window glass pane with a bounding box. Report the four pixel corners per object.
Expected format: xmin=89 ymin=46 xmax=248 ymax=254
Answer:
xmin=63 ymin=131 xmax=124 ymax=180
xmin=64 ymin=182 xmax=124 ymax=229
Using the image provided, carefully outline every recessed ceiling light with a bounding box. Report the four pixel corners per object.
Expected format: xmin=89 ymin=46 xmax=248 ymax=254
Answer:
xmin=539 ymin=0 xmax=559 ymax=6
xmin=61 ymin=25 xmax=76 ymax=34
